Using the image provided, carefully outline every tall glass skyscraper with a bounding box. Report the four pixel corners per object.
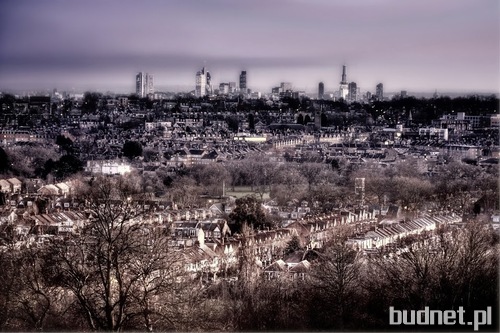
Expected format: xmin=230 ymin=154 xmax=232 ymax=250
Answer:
xmin=239 ymin=71 xmax=247 ymax=92
xmin=318 ymin=82 xmax=324 ymax=99
xmin=348 ymin=82 xmax=357 ymax=102
xmin=195 ymin=67 xmax=207 ymax=97
xmin=136 ymin=72 xmax=154 ymax=98
xmin=376 ymin=83 xmax=384 ymax=101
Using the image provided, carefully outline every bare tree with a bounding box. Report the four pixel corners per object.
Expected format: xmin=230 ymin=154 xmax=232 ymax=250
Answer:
xmin=308 ymin=241 xmax=362 ymax=329
xmin=0 ymin=246 xmax=20 ymax=330
xmin=190 ymin=163 xmax=231 ymax=197
xmin=167 ymin=175 xmax=202 ymax=208
xmin=393 ymin=176 xmax=433 ymax=217
xmin=12 ymin=246 xmax=66 ymax=331
xmin=434 ymin=160 xmax=486 ymax=215
xmin=0 ymin=244 xmax=69 ymax=331
xmin=46 ymin=176 xmax=186 ymax=331
xmin=229 ymin=155 xmax=278 ymax=200
xmin=270 ymin=164 xmax=308 ymax=206
xmin=298 ymin=162 xmax=335 ymax=192
xmin=365 ymin=220 xmax=498 ymax=328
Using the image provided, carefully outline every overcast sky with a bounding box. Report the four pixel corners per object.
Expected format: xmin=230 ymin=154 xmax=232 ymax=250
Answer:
xmin=0 ymin=0 xmax=498 ymax=94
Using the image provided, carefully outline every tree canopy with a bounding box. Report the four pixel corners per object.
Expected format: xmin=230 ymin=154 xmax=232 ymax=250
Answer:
xmin=228 ymin=196 xmax=270 ymax=233
xmin=122 ymin=140 xmax=143 ymax=159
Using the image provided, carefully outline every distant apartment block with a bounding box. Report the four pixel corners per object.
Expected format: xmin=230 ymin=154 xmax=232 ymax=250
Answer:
xmin=418 ymin=127 xmax=449 ymax=141
xmin=86 ymin=160 xmax=132 ymax=175
xmin=0 ymin=130 xmax=53 ymax=146
xmin=136 ymin=72 xmax=154 ymax=98
xmin=219 ymin=83 xmax=229 ymax=95
xmin=433 ymin=112 xmax=493 ymax=131
xmin=490 ymin=114 xmax=500 ymax=127
xmin=145 ymin=121 xmax=172 ymax=132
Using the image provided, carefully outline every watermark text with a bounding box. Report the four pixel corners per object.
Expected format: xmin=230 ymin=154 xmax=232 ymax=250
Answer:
xmin=389 ymin=306 xmax=492 ymax=331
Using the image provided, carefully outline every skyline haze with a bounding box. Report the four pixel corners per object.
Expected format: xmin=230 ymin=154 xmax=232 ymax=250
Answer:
xmin=0 ymin=0 xmax=498 ymax=95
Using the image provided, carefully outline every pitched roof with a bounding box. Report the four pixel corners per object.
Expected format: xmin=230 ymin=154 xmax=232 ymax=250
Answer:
xmin=6 ymin=178 xmax=22 ymax=186
xmin=289 ymin=260 xmax=311 ymax=273
xmin=264 ymin=259 xmax=287 ymax=272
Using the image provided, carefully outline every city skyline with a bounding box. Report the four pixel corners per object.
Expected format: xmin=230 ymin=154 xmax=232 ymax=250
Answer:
xmin=0 ymin=0 xmax=498 ymax=95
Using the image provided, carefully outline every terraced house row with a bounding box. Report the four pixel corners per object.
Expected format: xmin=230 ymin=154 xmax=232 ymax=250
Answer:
xmin=346 ymin=214 xmax=462 ymax=251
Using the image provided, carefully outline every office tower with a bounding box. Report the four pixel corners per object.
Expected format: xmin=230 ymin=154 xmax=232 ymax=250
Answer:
xmin=195 ymin=67 xmax=207 ymax=97
xmin=318 ymin=82 xmax=324 ymax=99
xmin=239 ymin=71 xmax=247 ymax=92
xmin=348 ymin=82 xmax=357 ymax=102
xmin=136 ymin=72 xmax=145 ymax=97
xmin=339 ymin=65 xmax=348 ymax=100
xmin=376 ymin=83 xmax=384 ymax=101
xmin=401 ymin=90 xmax=407 ymax=98
xmin=145 ymin=73 xmax=154 ymax=96
xmin=219 ymin=83 xmax=229 ymax=95
xmin=206 ymin=70 xmax=212 ymax=95
xmin=280 ymin=82 xmax=292 ymax=93
xmin=136 ymin=72 xmax=154 ymax=98
xmin=229 ymin=82 xmax=237 ymax=93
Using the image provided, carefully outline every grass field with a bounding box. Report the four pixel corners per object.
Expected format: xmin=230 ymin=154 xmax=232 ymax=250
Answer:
xmin=225 ymin=186 xmax=270 ymax=200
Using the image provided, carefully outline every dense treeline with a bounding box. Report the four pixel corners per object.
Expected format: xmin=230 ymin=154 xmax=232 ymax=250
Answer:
xmin=1 ymin=143 xmax=498 ymax=216
xmin=2 ymin=93 xmax=498 ymax=124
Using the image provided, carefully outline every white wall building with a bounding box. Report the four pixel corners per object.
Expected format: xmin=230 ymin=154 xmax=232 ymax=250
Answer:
xmin=195 ymin=67 xmax=207 ymax=97
xmin=86 ymin=160 xmax=132 ymax=175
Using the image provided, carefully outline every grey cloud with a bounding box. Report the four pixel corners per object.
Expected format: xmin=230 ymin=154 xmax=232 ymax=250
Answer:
xmin=0 ymin=52 xmax=334 ymax=73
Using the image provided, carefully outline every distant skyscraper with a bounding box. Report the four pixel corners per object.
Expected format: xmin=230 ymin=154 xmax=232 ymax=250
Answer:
xmin=219 ymin=83 xmax=229 ymax=95
xmin=239 ymin=71 xmax=247 ymax=92
xmin=195 ymin=67 xmax=207 ymax=97
xmin=136 ymin=72 xmax=154 ymax=98
xmin=318 ymin=82 xmax=324 ymax=99
xmin=280 ymin=82 xmax=292 ymax=93
xmin=339 ymin=65 xmax=348 ymax=100
xmin=206 ymin=70 xmax=212 ymax=95
xmin=136 ymin=72 xmax=145 ymax=97
xmin=229 ymin=82 xmax=237 ymax=93
xmin=348 ymin=82 xmax=357 ymax=102
xmin=376 ymin=83 xmax=384 ymax=101
xmin=146 ymin=73 xmax=154 ymax=95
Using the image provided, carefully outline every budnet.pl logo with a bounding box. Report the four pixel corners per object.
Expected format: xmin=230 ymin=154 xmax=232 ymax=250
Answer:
xmin=389 ymin=306 xmax=492 ymax=331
